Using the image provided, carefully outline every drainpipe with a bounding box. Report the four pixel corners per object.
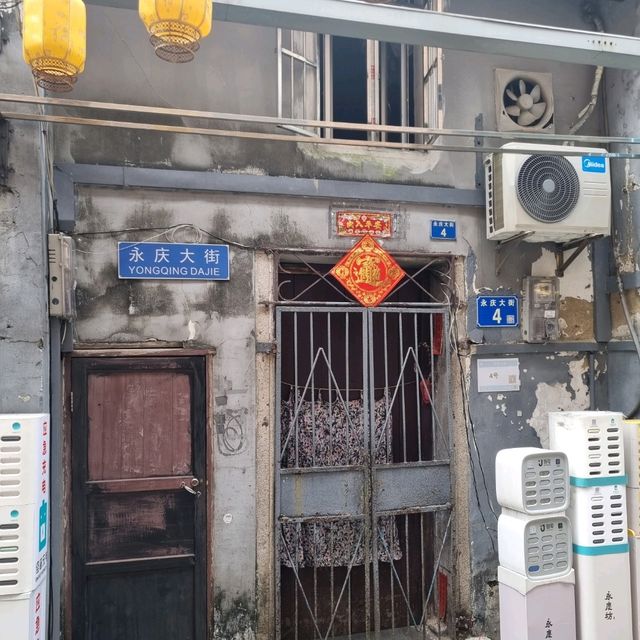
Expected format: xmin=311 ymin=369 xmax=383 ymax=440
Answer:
xmin=604 ymin=0 xmax=640 ymax=416
xmin=568 ymin=2 xmax=605 ymax=136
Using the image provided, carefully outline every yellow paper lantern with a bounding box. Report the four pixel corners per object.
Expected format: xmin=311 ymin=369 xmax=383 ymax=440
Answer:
xmin=22 ymin=0 xmax=87 ymax=92
xmin=139 ymin=0 xmax=212 ymax=63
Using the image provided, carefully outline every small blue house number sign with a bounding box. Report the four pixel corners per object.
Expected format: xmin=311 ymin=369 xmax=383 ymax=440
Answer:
xmin=476 ymin=295 xmax=519 ymax=328
xmin=430 ymin=220 xmax=457 ymax=240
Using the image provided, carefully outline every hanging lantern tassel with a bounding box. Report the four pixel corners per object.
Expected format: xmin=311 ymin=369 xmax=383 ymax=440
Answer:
xmin=139 ymin=1 xmax=213 ymax=63
xmin=23 ymin=0 xmax=87 ymax=92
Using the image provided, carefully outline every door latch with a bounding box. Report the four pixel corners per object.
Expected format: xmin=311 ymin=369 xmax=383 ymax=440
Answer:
xmin=181 ymin=479 xmax=202 ymax=497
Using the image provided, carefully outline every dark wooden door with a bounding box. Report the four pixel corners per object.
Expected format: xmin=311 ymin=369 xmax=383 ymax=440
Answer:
xmin=72 ymin=356 xmax=207 ymax=640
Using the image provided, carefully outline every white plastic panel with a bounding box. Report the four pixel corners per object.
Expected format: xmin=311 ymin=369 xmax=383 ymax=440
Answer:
xmin=573 ymin=552 xmax=632 ymax=640
xmin=498 ymin=512 xmax=572 ymax=579
xmin=549 ymin=412 xmax=625 ymax=481
xmin=496 ymin=447 xmax=568 ymax=514
xmin=0 ymin=415 xmax=49 ymax=507
xmin=499 ymin=575 xmax=577 ymax=640
xmin=568 ymin=484 xmax=628 ymax=549
xmin=630 ymin=536 xmax=640 ymax=640
xmin=0 ymin=504 xmax=48 ymax=596
xmin=624 ymin=421 xmax=640 ymax=489
xmin=627 ymin=488 xmax=640 ymax=536
xmin=0 ymin=577 xmax=47 ymax=640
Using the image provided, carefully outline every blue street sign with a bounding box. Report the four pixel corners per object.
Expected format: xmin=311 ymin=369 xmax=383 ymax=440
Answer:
xmin=118 ymin=242 xmax=230 ymax=281
xmin=477 ymin=295 xmax=519 ymax=328
xmin=431 ymin=220 xmax=457 ymax=240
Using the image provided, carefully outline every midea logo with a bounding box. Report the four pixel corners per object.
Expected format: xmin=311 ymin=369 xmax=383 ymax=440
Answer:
xmin=582 ymin=156 xmax=607 ymax=173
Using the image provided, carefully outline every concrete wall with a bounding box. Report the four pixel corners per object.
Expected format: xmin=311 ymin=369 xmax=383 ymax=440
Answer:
xmin=54 ymin=0 xmax=603 ymax=189
xmin=0 ymin=12 xmax=49 ymax=414
xmin=57 ymin=0 xmax=608 ymax=636
xmin=0 ymin=0 xmax=621 ymax=638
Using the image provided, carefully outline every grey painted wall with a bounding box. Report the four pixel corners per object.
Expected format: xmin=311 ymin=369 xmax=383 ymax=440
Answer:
xmin=53 ymin=0 xmax=604 ymax=189
xmin=0 ymin=0 xmax=623 ymax=638
xmin=467 ymin=351 xmax=594 ymax=636
xmin=57 ymin=0 xmax=609 ymax=636
xmin=0 ymin=13 xmax=49 ymax=414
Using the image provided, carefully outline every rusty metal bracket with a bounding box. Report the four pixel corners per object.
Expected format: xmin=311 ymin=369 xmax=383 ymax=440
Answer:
xmin=554 ymin=236 xmax=600 ymax=277
xmin=256 ymin=341 xmax=277 ymax=354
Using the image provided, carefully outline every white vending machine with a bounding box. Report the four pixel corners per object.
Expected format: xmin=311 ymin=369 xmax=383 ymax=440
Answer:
xmin=0 ymin=414 xmax=49 ymax=640
xmin=495 ymin=448 xmax=576 ymax=640
xmin=549 ymin=411 xmax=632 ymax=640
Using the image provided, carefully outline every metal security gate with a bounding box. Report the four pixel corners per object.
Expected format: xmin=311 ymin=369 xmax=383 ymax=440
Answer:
xmin=276 ymin=305 xmax=452 ymax=639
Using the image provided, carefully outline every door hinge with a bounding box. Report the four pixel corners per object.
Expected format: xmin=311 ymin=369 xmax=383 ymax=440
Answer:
xmin=70 ymin=391 xmax=74 ymax=413
xmin=256 ymin=341 xmax=277 ymax=355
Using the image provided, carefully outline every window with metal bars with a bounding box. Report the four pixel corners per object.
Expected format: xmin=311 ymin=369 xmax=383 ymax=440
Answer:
xmin=276 ymin=0 xmax=444 ymax=142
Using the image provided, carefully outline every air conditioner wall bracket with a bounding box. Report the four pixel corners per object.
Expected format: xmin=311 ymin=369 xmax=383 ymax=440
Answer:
xmin=554 ymin=236 xmax=601 ymax=277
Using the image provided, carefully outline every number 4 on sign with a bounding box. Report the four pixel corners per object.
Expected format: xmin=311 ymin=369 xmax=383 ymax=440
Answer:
xmin=492 ymin=308 xmax=502 ymax=324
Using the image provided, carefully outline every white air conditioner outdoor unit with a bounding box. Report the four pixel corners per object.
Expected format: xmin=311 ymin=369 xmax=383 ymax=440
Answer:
xmin=486 ymin=143 xmax=611 ymax=242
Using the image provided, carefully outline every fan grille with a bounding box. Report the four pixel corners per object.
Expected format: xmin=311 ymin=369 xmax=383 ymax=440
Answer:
xmin=516 ymin=155 xmax=580 ymax=223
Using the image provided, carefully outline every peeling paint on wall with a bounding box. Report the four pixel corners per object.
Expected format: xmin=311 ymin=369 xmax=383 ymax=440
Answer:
xmin=527 ymin=357 xmax=590 ymax=447
xmin=531 ymin=248 xmax=592 ymax=301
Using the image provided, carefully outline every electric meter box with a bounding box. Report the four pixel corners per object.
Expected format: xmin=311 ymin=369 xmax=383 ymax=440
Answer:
xmin=522 ymin=276 xmax=560 ymax=343
xmin=0 ymin=578 xmax=47 ymax=640
xmin=549 ymin=411 xmax=625 ymax=481
xmin=47 ymin=233 xmax=76 ymax=319
xmin=624 ymin=420 xmax=640 ymax=488
xmin=498 ymin=512 xmax=572 ymax=579
xmin=573 ymin=551 xmax=633 ymax=640
xmin=496 ymin=447 xmax=569 ymax=514
xmin=498 ymin=566 xmax=576 ymax=640
xmin=0 ymin=503 xmax=48 ymax=596
xmin=0 ymin=414 xmax=49 ymax=507
xmin=568 ymin=483 xmax=628 ymax=551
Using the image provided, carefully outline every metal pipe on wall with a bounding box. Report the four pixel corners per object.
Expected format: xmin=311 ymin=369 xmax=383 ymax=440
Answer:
xmin=9 ymin=110 xmax=640 ymax=158
xmin=5 ymin=93 xmax=640 ymax=146
xmin=603 ymin=1 xmax=640 ymax=417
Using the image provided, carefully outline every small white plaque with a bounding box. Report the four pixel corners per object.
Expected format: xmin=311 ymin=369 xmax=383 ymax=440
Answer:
xmin=477 ymin=358 xmax=521 ymax=393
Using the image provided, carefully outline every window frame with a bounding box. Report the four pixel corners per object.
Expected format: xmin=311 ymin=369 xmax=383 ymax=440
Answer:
xmin=276 ymin=1 xmax=444 ymax=142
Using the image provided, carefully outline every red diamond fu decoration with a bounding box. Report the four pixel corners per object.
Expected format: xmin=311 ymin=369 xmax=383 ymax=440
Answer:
xmin=330 ymin=235 xmax=406 ymax=307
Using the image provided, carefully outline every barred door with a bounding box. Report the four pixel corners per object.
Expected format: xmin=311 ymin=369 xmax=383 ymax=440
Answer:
xmin=276 ymin=306 xmax=452 ymax=639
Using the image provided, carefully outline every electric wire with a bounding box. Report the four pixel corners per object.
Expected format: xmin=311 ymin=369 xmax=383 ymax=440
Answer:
xmin=448 ymin=287 xmax=498 ymax=552
xmin=566 ymin=3 xmax=605 ymax=138
xmin=71 ymin=223 xmax=256 ymax=252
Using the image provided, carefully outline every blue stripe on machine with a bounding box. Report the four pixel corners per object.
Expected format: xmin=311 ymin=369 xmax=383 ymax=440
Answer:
xmin=573 ymin=544 xmax=629 ymax=556
xmin=570 ymin=476 xmax=627 ymax=487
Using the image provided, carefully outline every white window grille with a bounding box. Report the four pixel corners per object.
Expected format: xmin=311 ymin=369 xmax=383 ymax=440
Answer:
xmin=277 ymin=29 xmax=320 ymax=137
xmin=422 ymin=0 xmax=444 ymax=135
xmin=276 ymin=0 xmax=444 ymax=142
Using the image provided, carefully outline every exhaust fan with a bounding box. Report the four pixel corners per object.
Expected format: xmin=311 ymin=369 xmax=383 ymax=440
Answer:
xmin=496 ymin=69 xmax=554 ymax=133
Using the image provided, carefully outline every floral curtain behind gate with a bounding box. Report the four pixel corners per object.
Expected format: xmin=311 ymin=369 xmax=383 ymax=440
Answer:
xmin=280 ymin=397 xmax=402 ymax=567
